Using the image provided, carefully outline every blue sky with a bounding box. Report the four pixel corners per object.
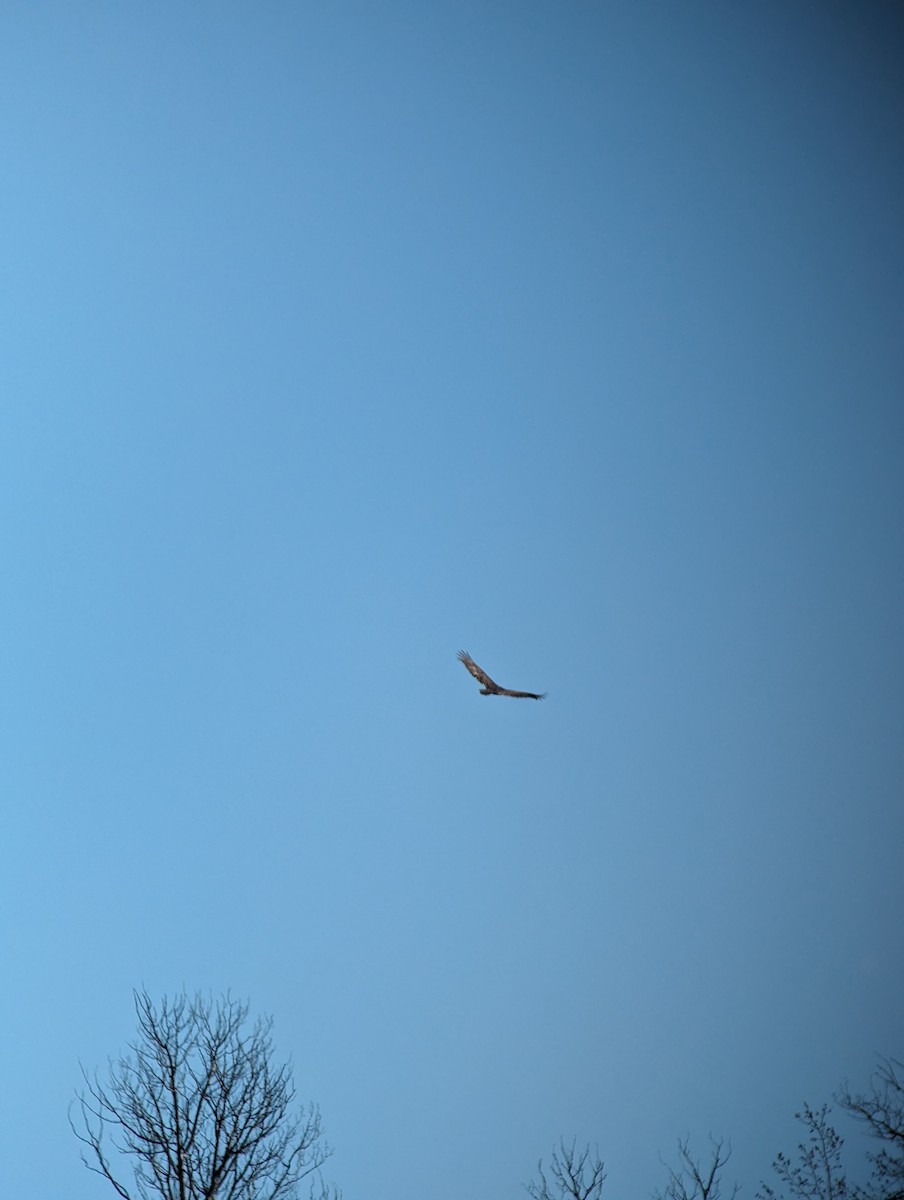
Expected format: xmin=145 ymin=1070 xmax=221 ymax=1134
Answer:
xmin=1 ymin=3 xmax=902 ymax=1198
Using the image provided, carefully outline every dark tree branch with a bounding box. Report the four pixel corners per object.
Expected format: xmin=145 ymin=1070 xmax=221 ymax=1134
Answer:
xmin=757 ymin=1103 xmax=848 ymax=1200
xmin=525 ymin=1139 xmax=606 ymax=1200
xmin=838 ymin=1058 xmax=904 ymax=1200
xmin=71 ymin=990 xmax=339 ymax=1200
xmin=656 ymin=1136 xmax=739 ymax=1200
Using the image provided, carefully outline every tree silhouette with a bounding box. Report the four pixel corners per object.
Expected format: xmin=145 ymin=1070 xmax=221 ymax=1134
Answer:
xmin=656 ymin=1136 xmax=739 ymax=1200
xmin=525 ymin=1139 xmax=606 ymax=1200
xmin=72 ymin=989 xmax=337 ymax=1200
xmin=839 ymin=1057 xmax=904 ymax=1200
xmin=757 ymin=1103 xmax=848 ymax=1200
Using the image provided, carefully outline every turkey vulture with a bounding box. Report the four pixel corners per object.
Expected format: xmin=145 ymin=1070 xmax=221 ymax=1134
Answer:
xmin=457 ymin=650 xmax=546 ymax=700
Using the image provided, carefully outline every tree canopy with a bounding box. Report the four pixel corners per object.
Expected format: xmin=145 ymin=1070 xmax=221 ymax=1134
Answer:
xmin=72 ymin=989 xmax=337 ymax=1200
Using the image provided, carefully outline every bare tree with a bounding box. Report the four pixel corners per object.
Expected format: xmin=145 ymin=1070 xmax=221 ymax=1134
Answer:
xmin=525 ymin=1140 xmax=606 ymax=1200
xmin=71 ymin=989 xmax=338 ymax=1200
xmin=656 ymin=1137 xmax=739 ymax=1200
xmin=758 ymin=1103 xmax=848 ymax=1200
xmin=838 ymin=1057 xmax=904 ymax=1200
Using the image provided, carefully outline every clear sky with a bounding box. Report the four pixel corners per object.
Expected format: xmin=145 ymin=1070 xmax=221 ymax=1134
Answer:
xmin=1 ymin=4 xmax=902 ymax=1198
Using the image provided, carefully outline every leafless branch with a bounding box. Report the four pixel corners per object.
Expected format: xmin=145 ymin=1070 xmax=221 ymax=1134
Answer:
xmin=71 ymin=990 xmax=339 ymax=1200
xmin=838 ymin=1057 xmax=904 ymax=1200
xmin=525 ymin=1139 xmax=606 ymax=1200
xmin=656 ymin=1136 xmax=739 ymax=1200
xmin=757 ymin=1103 xmax=848 ymax=1200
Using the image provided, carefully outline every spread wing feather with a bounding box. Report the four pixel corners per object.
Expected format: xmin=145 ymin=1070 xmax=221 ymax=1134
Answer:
xmin=457 ymin=650 xmax=500 ymax=691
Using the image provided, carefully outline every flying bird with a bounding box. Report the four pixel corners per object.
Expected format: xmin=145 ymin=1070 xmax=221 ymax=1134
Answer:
xmin=457 ymin=650 xmax=546 ymax=700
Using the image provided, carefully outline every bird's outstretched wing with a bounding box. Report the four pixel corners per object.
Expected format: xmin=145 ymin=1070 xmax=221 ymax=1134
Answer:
xmin=497 ymin=687 xmax=547 ymax=700
xmin=457 ymin=650 xmax=501 ymax=692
